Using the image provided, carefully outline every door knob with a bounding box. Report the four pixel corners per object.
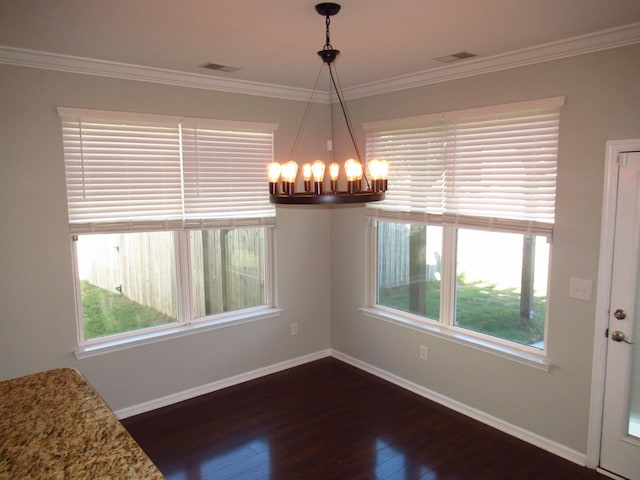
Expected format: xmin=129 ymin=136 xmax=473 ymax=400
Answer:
xmin=611 ymin=330 xmax=634 ymax=344
xmin=613 ymin=309 xmax=626 ymax=320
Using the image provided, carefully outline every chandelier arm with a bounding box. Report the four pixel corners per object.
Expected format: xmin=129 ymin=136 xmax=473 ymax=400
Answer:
xmin=328 ymin=64 xmax=371 ymax=188
xmin=329 ymin=76 xmax=335 ymax=164
xmin=287 ymin=62 xmax=326 ymax=162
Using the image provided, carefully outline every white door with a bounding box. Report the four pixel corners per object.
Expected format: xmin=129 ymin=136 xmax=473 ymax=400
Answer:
xmin=601 ymin=151 xmax=640 ymax=479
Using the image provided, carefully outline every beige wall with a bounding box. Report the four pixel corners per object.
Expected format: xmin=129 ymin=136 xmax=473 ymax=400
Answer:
xmin=0 ymin=64 xmax=332 ymax=410
xmin=330 ymin=44 xmax=640 ymax=454
xmin=1 ymin=43 xmax=639 ymax=457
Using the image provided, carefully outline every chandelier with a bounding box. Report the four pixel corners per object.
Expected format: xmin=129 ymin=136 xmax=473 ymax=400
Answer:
xmin=267 ymin=3 xmax=388 ymax=205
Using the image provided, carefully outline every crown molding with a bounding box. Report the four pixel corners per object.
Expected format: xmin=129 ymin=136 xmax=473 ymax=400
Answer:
xmin=344 ymin=22 xmax=640 ymax=99
xmin=0 ymin=22 xmax=639 ymax=102
xmin=0 ymin=45 xmax=326 ymax=102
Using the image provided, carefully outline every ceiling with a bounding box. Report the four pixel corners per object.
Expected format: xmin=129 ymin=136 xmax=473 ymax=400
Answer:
xmin=1 ymin=0 xmax=640 ymax=97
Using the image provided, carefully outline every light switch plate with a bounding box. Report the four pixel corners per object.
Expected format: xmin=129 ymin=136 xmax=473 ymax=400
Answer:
xmin=569 ymin=277 xmax=592 ymax=301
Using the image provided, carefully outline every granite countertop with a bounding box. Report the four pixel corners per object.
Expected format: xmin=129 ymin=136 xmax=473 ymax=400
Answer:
xmin=0 ymin=368 xmax=165 ymax=479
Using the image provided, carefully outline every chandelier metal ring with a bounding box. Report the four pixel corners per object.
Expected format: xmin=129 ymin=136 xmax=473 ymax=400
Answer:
xmin=267 ymin=3 xmax=388 ymax=205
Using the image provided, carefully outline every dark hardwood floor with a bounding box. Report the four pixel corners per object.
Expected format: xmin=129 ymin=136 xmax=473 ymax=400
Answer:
xmin=123 ymin=358 xmax=607 ymax=480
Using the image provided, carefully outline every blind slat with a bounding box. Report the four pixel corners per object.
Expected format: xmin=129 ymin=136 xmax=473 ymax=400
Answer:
xmin=366 ymin=98 xmax=561 ymax=233
xmin=60 ymin=110 xmax=276 ymax=234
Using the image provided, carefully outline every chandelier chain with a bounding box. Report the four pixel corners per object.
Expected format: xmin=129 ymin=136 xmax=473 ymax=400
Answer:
xmin=325 ymin=15 xmax=332 ymax=49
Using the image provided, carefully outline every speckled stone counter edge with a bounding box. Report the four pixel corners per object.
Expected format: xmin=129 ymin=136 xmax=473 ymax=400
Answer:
xmin=0 ymin=368 xmax=165 ymax=479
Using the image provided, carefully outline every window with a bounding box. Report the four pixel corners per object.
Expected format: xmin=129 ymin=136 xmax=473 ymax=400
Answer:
xmin=366 ymin=97 xmax=563 ymax=351
xmin=59 ymin=108 xmax=278 ymax=346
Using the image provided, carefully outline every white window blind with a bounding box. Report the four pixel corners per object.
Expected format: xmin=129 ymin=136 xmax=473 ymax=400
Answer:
xmin=181 ymin=124 xmax=275 ymax=229
xmin=364 ymin=97 xmax=564 ymax=237
xmin=58 ymin=108 xmax=277 ymax=234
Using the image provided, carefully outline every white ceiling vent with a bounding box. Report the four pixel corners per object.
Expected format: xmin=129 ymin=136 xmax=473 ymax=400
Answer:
xmin=434 ymin=51 xmax=477 ymax=63
xmin=199 ymin=62 xmax=242 ymax=73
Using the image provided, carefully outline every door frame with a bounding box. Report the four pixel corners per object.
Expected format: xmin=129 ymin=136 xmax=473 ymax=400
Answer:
xmin=587 ymin=139 xmax=640 ymax=471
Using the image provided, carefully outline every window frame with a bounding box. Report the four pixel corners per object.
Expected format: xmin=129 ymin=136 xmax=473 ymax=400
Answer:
xmin=366 ymin=218 xmax=551 ymax=360
xmin=73 ymin=227 xmax=279 ymax=359
xmin=362 ymin=98 xmax=562 ymax=370
xmin=58 ymin=108 xmax=281 ymax=356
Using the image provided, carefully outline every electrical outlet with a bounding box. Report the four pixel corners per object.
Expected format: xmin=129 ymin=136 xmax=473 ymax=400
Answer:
xmin=419 ymin=345 xmax=428 ymax=361
xmin=291 ymin=322 xmax=298 ymax=336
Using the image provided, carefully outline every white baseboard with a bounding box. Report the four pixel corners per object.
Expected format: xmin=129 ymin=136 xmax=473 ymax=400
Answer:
xmin=114 ymin=349 xmax=331 ymax=419
xmin=330 ymin=349 xmax=587 ymax=468
xmin=116 ymin=347 xmax=587 ymax=469
xmin=596 ymin=467 xmax=627 ymax=480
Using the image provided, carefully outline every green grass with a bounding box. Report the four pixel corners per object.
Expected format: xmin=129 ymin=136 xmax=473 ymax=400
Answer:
xmin=379 ymin=280 xmax=546 ymax=346
xmin=81 ymin=281 xmax=176 ymax=340
xmin=82 ymin=277 xmax=545 ymax=346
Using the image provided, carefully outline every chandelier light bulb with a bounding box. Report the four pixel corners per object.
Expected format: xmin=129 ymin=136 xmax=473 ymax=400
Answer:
xmin=329 ymin=162 xmax=340 ymax=181
xmin=312 ymin=160 xmax=326 ymax=195
xmin=281 ymin=161 xmax=298 ymax=182
xmin=302 ymin=163 xmax=313 ymax=192
xmin=267 ymin=162 xmax=282 ymax=182
xmin=302 ymin=163 xmax=312 ymax=180
xmin=267 ymin=162 xmax=282 ymax=194
xmin=368 ymin=159 xmax=382 ymax=179
xmin=281 ymin=161 xmax=298 ymax=196
xmin=329 ymin=162 xmax=340 ymax=192
xmin=344 ymin=158 xmax=363 ymax=194
xmin=368 ymin=159 xmax=389 ymax=192
xmin=344 ymin=159 xmax=362 ymax=181
xmin=311 ymin=160 xmax=325 ymax=181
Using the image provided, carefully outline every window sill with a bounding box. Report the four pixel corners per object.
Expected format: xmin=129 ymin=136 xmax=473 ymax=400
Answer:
xmin=74 ymin=307 xmax=283 ymax=359
xmin=359 ymin=307 xmax=552 ymax=372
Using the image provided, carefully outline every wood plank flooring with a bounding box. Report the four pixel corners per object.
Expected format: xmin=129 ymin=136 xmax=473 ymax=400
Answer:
xmin=122 ymin=358 xmax=607 ymax=480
